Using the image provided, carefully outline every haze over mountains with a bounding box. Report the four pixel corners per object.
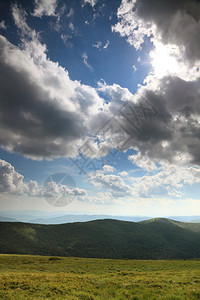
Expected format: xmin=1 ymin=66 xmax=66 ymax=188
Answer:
xmin=1 ymin=218 xmax=200 ymax=259
xmin=1 ymin=210 xmax=200 ymax=224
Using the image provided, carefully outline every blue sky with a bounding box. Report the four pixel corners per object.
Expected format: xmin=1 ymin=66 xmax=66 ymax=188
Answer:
xmin=0 ymin=0 xmax=200 ymax=216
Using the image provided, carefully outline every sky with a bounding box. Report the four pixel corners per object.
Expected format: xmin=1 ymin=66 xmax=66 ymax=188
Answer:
xmin=0 ymin=0 xmax=200 ymax=216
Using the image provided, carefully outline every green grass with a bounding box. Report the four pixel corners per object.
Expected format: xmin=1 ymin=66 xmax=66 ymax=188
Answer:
xmin=1 ymin=254 xmax=200 ymax=299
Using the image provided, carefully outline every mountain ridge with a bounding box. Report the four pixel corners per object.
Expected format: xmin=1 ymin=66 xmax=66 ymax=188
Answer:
xmin=1 ymin=218 xmax=200 ymax=259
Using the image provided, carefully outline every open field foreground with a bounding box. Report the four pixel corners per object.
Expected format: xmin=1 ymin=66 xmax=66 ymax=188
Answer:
xmin=0 ymin=255 xmax=200 ymax=299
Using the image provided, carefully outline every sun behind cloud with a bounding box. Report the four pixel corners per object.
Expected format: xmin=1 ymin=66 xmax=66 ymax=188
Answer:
xmin=150 ymin=43 xmax=180 ymax=78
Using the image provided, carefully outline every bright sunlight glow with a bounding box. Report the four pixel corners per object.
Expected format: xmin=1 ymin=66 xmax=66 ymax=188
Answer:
xmin=151 ymin=43 xmax=180 ymax=77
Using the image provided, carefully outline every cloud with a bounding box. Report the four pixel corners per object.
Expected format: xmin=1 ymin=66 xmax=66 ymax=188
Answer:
xmin=128 ymin=152 xmax=158 ymax=172
xmin=0 ymin=21 xmax=6 ymax=30
xmin=132 ymin=65 xmax=137 ymax=72
xmin=129 ymin=76 xmax=200 ymax=165
xmin=83 ymin=0 xmax=98 ymax=8
xmin=102 ymin=165 xmax=116 ymax=173
xmin=119 ymin=171 xmax=128 ymax=177
xmin=92 ymin=41 xmax=102 ymax=49
xmin=97 ymin=81 xmax=133 ymax=109
xmin=0 ymin=4 xmax=105 ymax=160
xmin=0 ymin=34 xmax=85 ymax=159
xmin=32 ymin=0 xmax=58 ymax=17
xmin=12 ymin=3 xmax=34 ymax=38
xmin=82 ymin=52 xmax=94 ymax=71
xmin=93 ymin=40 xmax=110 ymax=51
xmin=131 ymin=161 xmax=200 ymax=198
xmin=2 ymin=1 xmax=200 ymax=171
xmin=93 ymin=74 xmax=200 ymax=167
xmin=113 ymin=0 xmax=200 ymax=65
xmin=66 ymin=8 xmax=74 ymax=18
xmin=61 ymin=34 xmax=73 ymax=47
xmin=78 ymin=191 xmax=114 ymax=204
xmin=103 ymin=40 xmax=110 ymax=49
xmin=49 ymin=4 xmax=67 ymax=32
xmin=108 ymin=0 xmax=200 ymax=167
xmin=0 ymin=159 xmax=39 ymax=196
xmin=69 ymin=21 xmax=75 ymax=32
xmin=89 ymin=173 xmax=134 ymax=197
xmin=0 ymin=159 xmax=88 ymax=203
xmin=42 ymin=181 xmax=87 ymax=206
xmin=43 ymin=182 xmax=87 ymax=197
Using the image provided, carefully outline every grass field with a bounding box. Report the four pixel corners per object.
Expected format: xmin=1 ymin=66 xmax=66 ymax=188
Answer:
xmin=0 ymin=254 xmax=200 ymax=299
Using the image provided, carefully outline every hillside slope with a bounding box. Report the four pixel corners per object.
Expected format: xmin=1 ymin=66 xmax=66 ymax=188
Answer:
xmin=1 ymin=218 xmax=200 ymax=259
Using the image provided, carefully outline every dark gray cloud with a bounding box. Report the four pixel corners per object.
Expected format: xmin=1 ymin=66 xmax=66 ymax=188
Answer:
xmin=0 ymin=33 xmax=107 ymax=159
xmin=0 ymin=36 xmax=88 ymax=159
xmin=119 ymin=76 xmax=200 ymax=165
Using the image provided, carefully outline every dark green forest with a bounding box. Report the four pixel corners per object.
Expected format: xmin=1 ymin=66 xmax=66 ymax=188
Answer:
xmin=1 ymin=218 xmax=200 ymax=259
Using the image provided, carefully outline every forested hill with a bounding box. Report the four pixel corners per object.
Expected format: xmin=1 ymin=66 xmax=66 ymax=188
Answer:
xmin=1 ymin=218 xmax=200 ymax=259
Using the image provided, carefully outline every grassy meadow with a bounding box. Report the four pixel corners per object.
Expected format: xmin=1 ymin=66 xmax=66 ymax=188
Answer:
xmin=0 ymin=254 xmax=200 ymax=299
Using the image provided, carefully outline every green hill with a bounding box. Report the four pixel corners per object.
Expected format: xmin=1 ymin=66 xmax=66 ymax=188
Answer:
xmin=1 ymin=218 xmax=200 ymax=259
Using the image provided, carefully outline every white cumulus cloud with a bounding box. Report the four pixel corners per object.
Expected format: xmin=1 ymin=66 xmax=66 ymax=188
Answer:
xmin=102 ymin=165 xmax=116 ymax=173
xmin=0 ymin=159 xmax=39 ymax=196
xmin=89 ymin=173 xmax=134 ymax=197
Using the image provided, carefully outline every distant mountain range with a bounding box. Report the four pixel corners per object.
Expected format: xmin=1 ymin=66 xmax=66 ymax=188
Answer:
xmin=1 ymin=218 xmax=200 ymax=259
xmin=0 ymin=216 xmax=17 ymax=222
xmin=1 ymin=210 xmax=200 ymax=224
